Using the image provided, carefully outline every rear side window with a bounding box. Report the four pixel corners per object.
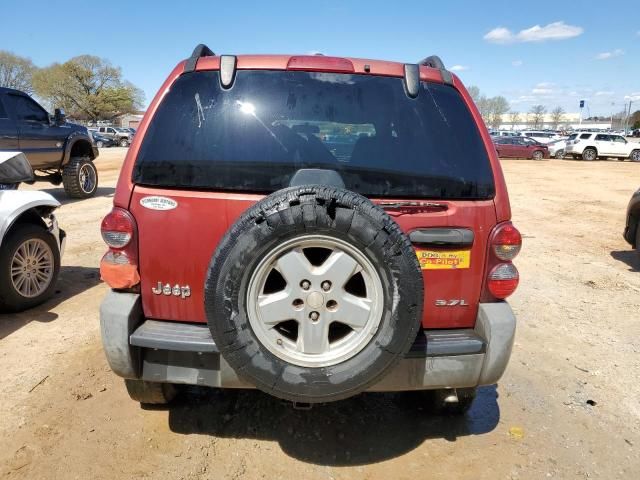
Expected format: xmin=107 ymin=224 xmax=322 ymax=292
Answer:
xmin=595 ymin=134 xmax=610 ymax=141
xmin=580 ymin=134 xmax=591 ymax=140
xmin=134 ymin=70 xmax=495 ymax=199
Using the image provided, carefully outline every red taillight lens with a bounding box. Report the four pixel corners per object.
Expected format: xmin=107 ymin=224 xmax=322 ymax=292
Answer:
xmin=487 ymin=263 xmax=519 ymax=299
xmin=101 ymin=208 xmax=134 ymax=249
xmin=100 ymin=208 xmax=139 ymax=289
xmin=492 ymin=223 xmax=522 ymax=261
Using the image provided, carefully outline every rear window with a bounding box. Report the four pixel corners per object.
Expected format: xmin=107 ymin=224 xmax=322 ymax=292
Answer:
xmin=580 ymin=133 xmax=592 ymax=139
xmin=134 ymin=70 xmax=495 ymax=199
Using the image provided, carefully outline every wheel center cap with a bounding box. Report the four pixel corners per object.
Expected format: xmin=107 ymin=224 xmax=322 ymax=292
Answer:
xmin=307 ymin=291 xmax=324 ymax=309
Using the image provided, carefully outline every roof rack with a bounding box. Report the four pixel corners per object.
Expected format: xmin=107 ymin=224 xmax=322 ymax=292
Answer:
xmin=184 ymin=44 xmax=215 ymax=73
xmin=418 ymin=55 xmax=453 ymax=85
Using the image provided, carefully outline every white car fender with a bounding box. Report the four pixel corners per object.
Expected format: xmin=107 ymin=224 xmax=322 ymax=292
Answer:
xmin=0 ymin=190 xmax=61 ymax=245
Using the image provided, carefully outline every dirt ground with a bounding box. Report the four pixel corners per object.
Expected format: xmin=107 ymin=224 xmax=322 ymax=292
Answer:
xmin=1 ymin=147 xmax=639 ymax=479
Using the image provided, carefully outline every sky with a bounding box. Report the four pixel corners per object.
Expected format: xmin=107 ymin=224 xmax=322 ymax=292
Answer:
xmin=2 ymin=0 xmax=638 ymax=116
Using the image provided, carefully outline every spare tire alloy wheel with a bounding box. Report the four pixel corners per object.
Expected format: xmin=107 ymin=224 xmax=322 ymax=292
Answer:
xmin=205 ymin=186 xmax=423 ymax=403
xmin=247 ymin=235 xmax=383 ymax=367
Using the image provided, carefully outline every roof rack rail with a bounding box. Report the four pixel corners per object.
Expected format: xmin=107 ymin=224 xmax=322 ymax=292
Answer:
xmin=184 ymin=44 xmax=215 ymax=73
xmin=418 ymin=55 xmax=453 ymax=85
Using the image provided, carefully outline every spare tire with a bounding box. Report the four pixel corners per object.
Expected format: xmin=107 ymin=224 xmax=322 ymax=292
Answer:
xmin=204 ymin=186 xmax=423 ymax=403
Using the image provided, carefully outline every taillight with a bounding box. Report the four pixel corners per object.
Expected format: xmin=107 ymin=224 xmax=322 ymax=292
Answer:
xmin=101 ymin=208 xmax=134 ymax=249
xmin=483 ymin=222 xmax=522 ymax=300
xmin=100 ymin=208 xmax=140 ymax=289
xmin=492 ymin=223 xmax=522 ymax=260
xmin=487 ymin=263 xmax=519 ymax=298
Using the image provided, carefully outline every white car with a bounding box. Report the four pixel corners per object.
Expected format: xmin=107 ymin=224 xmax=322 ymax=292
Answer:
xmin=519 ymin=131 xmax=562 ymax=144
xmin=565 ymin=132 xmax=640 ymax=161
xmin=0 ymin=152 xmax=65 ymax=312
xmin=546 ymin=139 xmax=567 ymax=159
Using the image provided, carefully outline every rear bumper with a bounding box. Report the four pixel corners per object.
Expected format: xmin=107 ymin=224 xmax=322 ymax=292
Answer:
xmin=100 ymin=292 xmax=516 ymax=392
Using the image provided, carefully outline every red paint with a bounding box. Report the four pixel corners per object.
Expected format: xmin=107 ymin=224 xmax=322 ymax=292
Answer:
xmin=108 ymin=53 xmax=515 ymax=330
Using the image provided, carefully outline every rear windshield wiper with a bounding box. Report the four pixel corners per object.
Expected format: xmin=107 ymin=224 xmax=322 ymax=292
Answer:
xmin=377 ymin=201 xmax=448 ymax=211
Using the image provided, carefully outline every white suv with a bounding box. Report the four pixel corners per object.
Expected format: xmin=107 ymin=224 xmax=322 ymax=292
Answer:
xmin=565 ymin=132 xmax=640 ymax=161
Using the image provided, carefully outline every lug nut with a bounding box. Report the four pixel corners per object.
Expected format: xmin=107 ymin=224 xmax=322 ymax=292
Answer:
xmin=321 ymin=281 xmax=331 ymax=291
xmin=309 ymin=311 xmax=320 ymax=322
xmin=300 ymin=280 xmax=311 ymax=290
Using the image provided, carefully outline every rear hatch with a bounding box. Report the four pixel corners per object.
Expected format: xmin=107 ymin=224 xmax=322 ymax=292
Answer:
xmin=129 ymin=68 xmax=497 ymax=329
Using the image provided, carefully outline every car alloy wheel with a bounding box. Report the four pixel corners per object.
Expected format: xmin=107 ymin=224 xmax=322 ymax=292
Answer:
xmin=79 ymin=163 xmax=97 ymax=194
xmin=532 ymin=150 xmax=543 ymax=160
xmin=631 ymin=150 xmax=640 ymax=162
xmin=583 ymin=149 xmax=596 ymax=161
xmin=96 ymin=141 xmax=104 ymax=148
xmin=555 ymin=150 xmax=564 ymax=159
xmin=10 ymin=238 xmax=54 ymax=298
xmin=246 ymin=235 xmax=384 ymax=368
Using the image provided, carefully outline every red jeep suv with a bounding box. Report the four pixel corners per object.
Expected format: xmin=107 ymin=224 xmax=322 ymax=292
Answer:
xmin=99 ymin=45 xmax=521 ymax=413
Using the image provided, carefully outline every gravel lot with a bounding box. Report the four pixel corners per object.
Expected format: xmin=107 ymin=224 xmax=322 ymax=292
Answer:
xmin=1 ymin=148 xmax=639 ymax=479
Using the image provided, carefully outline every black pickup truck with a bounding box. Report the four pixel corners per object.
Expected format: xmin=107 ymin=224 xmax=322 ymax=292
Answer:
xmin=0 ymin=87 xmax=99 ymax=198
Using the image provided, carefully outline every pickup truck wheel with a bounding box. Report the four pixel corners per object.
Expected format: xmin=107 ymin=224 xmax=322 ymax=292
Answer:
xmin=124 ymin=379 xmax=176 ymax=405
xmin=62 ymin=156 xmax=98 ymax=198
xmin=0 ymin=224 xmax=60 ymax=312
xmin=205 ymin=185 xmax=424 ymax=403
xmin=119 ymin=138 xmax=129 ymax=147
xmin=582 ymin=148 xmax=597 ymax=161
xmin=631 ymin=150 xmax=640 ymax=162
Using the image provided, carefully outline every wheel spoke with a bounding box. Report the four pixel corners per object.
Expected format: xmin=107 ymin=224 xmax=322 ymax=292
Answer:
xmin=256 ymin=290 xmax=295 ymax=325
xmin=275 ymin=249 xmax=313 ymax=286
xmin=317 ymin=250 xmax=360 ymax=289
xmin=332 ymin=293 xmax=372 ymax=331
xmin=297 ymin=318 xmax=330 ymax=354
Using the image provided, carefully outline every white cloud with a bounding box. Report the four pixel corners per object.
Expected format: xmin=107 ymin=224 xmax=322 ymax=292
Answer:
xmin=625 ymin=92 xmax=640 ymax=101
xmin=595 ymin=49 xmax=624 ymax=60
xmin=595 ymin=91 xmax=614 ymax=96
xmin=449 ymin=65 xmax=468 ymax=72
xmin=484 ymin=21 xmax=583 ymax=44
xmin=532 ymin=88 xmax=553 ymax=95
xmin=535 ymin=82 xmax=555 ymax=88
xmin=484 ymin=27 xmax=513 ymax=44
xmin=512 ymin=60 xmax=523 ymax=67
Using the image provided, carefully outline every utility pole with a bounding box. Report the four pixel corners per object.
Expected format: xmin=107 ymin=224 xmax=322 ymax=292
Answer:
xmin=623 ymin=100 xmax=633 ymax=133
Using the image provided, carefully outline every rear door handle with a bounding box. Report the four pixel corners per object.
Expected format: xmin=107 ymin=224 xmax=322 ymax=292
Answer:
xmin=409 ymin=228 xmax=474 ymax=248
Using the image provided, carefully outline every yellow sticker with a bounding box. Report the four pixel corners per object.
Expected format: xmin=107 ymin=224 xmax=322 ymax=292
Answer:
xmin=415 ymin=249 xmax=471 ymax=270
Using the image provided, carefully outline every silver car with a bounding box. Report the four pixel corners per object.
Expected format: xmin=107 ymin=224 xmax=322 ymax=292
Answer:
xmin=546 ymin=139 xmax=567 ymax=159
xmin=0 ymin=152 xmax=65 ymax=311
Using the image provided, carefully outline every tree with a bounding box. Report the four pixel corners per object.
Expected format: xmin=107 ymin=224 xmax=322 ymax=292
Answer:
xmin=467 ymin=86 xmax=481 ymax=104
xmin=509 ymin=111 xmax=521 ymax=129
xmin=630 ymin=110 xmax=640 ymax=130
xmin=529 ymin=105 xmax=546 ymax=129
xmin=0 ymin=50 xmax=36 ymax=94
xmin=33 ymin=55 xmax=144 ymax=121
xmin=550 ymin=106 xmax=565 ymax=129
xmin=488 ymin=96 xmax=510 ymax=129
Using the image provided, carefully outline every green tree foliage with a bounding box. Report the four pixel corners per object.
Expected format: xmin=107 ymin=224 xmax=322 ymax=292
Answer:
xmin=0 ymin=50 xmax=36 ymax=94
xmin=33 ymin=55 xmax=144 ymax=120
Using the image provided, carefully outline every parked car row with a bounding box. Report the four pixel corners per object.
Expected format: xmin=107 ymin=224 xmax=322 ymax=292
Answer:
xmin=492 ymin=130 xmax=640 ymax=162
xmin=87 ymin=126 xmax=136 ymax=147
